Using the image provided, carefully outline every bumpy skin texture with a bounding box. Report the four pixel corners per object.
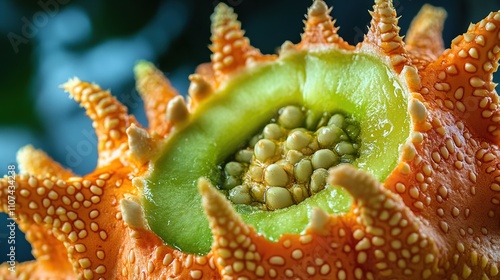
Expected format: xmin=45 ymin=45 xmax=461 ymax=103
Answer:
xmin=1 ymin=0 xmax=500 ymax=279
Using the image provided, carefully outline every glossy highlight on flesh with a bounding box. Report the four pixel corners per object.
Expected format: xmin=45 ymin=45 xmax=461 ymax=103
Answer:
xmin=1 ymin=0 xmax=500 ymax=279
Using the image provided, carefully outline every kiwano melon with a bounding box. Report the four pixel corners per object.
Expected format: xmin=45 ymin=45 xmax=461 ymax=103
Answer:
xmin=1 ymin=0 xmax=500 ymax=279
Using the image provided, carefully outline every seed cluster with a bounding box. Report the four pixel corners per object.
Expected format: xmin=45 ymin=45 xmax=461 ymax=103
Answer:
xmin=221 ymin=105 xmax=360 ymax=210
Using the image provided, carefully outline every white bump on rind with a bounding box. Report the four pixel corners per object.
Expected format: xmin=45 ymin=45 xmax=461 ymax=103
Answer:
xmin=409 ymin=98 xmax=427 ymax=123
xmin=166 ymin=96 xmax=189 ymax=125
xmin=307 ymin=207 xmax=331 ymax=235
xmin=120 ymin=197 xmax=146 ymax=229
xmin=126 ymin=123 xmax=157 ymax=164
xmin=188 ymin=74 xmax=213 ymax=105
xmin=402 ymin=66 xmax=422 ymax=91
xmin=279 ymin=40 xmax=298 ymax=58
xmin=401 ymin=142 xmax=417 ymax=161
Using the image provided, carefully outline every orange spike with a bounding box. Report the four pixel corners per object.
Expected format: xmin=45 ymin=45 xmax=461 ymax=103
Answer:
xmin=0 ymin=173 xmax=119 ymax=279
xmin=0 ymin=252 xmax=73 ymax=280
xmin=425 ymin=11 xmax=500 ymax=142
xmin=199 ymin=178 xmax=259 ymax=278
xmin=328 ymin=165 xmax=442 ymax=278
xmin=0 ymin=169 xmax=218 ymax=279
xmin=209 ymin=3 xmax=274 ymax=84
xmin=0 ymin=174 xmax=85 ymax=279
xmin=199 ymin=178 xmax=355 ymax=279
xmin=405 ymin=4 xmax=447 ymax=69
xmin=17 ymin=145 xmax=75 ymax=178
xmin=62 ymin=78 xmax=134 ymax=167
xmin=0 ymin=174 xmax=74 ymax=279
xmin=298 ymin=0 xmax=353 ymax=50
xmin=18 ymin=223 xmax=74 ymax=278
xmin=134 ymin=61 xmax=179 ymax=137
xmin=364 ymin=0 xmax=407 ymax=71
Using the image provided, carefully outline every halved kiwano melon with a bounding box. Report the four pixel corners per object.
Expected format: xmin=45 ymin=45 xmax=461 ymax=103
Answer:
xmin=2 ymin=0 xmax=500 ymax=279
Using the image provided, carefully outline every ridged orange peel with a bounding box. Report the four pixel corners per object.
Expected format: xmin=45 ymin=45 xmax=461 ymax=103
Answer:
xmin=1 ymin=0 xmax=500 ymax=279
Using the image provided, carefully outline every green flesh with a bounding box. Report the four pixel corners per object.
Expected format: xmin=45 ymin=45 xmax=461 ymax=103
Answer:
xmin=143 ymin=49 xmax=410 ymax=255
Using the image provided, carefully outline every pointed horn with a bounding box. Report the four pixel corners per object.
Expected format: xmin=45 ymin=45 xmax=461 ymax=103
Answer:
xmin=10 ymin=223 xmax=74 ymax=278
xmin=199 ymin=178 xmax=355 ymax=278
xmin=428 ymin=11 xmax=500 ymax=141
xmin=405 ymin=4 xmax=447 ymax=67
xmin=328 ymin=165 xmax=441 ymax=277
xmin=17 ymin=145 xmax=75 ymax=179
xmin=198 ymin=178 xmax=264 ymax=278
xmin=134 ymin=61 xmax=179 ymax=137
xmin=209 ymin=3 xmax=275 ymax=85
xmin=298 ymin=0 xmax=353 ymax=50
xmin=364 ymin=0 xmax=407 ymax=71
xmin=0 ymin=174 xmax=109 ymax=279
xmin=62 ymin=78 xmax=135 ymax=167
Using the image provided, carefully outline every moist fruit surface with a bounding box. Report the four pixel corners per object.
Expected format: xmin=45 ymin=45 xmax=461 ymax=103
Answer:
xmin=1 ymin=1 xmax=500 ymax=279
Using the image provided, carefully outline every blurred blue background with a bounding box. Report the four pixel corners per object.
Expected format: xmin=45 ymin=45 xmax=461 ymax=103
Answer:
xmin=0 ymin=0 xmax=499 ymax=264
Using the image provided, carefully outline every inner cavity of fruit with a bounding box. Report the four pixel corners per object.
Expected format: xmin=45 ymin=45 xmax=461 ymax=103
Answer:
xmin=143 ymin=49 xmax=410 ymax=254
xmin=220 ymin=105 xmax=360 ymax=210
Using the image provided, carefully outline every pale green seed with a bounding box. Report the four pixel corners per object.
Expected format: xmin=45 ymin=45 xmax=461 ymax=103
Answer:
xmin=314 ymin=113 xmax=331 ymax=129
xmin=311 ymin=149 xmax=338 ymax=169
xmin=249 ymin=134 xmax=263 ymax=147
xmin=235 ymin=149 xmax=253 ymax=163
xmin=225 ymin=161 xmax=244 ymax=177
xmin=274 ymin=160 xmax=293 ymax=182
xmin=305 ymin=111 xmax=319 ymax=130
xmin=254 ymin=139 xmax=276 ymax=162
xmin=308 ymin=140 xmax=319 ymax=151
xmin=286 ymin=150 xmax=303 ymax=165
xmin=336 ymin=141 xmax=356 ymax=155
xmin=345 ymin=123 xmax=360 ymax=139
xmin=328 ymin=114 xmax=345 ymax=128
xmin=223 ymin=175 xmax=240 ymax=190
xmin=265 ymin=187 xmax=293 ymax=210
xmin=249 ymin=165 xmax=263 ymax=182
xmin=278 ymin=106 xmax=304 ymax=129
xmin=310 ymin=168 xmax=328 ymax=194
xmin=305 ymin=111 xmax=330 ymax=130
xmin=250 ymin=185 xmax=265 ymax=203
xmin=291 ymin=185 xmax=308 ymax=203
xmin=294 ymin=159 xmax=313 ymax=183
xmin=341 ymin=154 xmax=357 ymax=164
xmin=224 ymin=107 xmax=360 ymax=210
xmin=263 ymin=123 xmax=283 ymax=140
xmin=286 ymin=130 xmax=311 ymax=150
xmin=317 ymin=126 xmax=342 ymax=147
xmin=264 ymin=164 xmax=289 ymax=187
xmin=229 ymin=185 xmax=252 ymax=205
